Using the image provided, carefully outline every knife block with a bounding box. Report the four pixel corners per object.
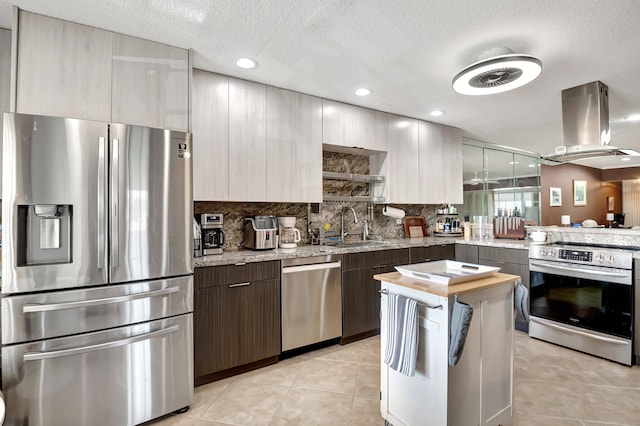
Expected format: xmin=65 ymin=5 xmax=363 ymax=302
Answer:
xmin=493 ymin=217 xmax=525 ymax=239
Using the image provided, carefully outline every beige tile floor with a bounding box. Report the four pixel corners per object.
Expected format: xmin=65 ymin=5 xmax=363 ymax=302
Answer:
xmin=152 ymin=331 xmax=640 ymax=425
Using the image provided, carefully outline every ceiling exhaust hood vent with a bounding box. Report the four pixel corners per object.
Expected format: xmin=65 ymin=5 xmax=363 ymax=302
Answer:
xmin=544 ymin=81 xmax=638 ymax=162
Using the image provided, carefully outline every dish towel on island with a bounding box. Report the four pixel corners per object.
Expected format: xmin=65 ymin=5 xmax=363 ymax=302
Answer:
xmin=448 ymin=294 xmax=473 ymax=367
xmin=514 ymin=279 xmax=530 ymax=322
xmin=384 ymin=292 xmax=419 ymax=376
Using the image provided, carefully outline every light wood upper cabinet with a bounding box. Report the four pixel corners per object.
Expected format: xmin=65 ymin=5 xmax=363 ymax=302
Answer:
xmin=111 ymin=34 xmax=189 ymax=131
xmin=1 ymin=28 xmax=12 ymax=115
xmin=418 ymin=120 xmax=463 ymax=204
xmin=228 ymin=77 xmax=267 ymax=201
xmin=294 ymin=92 xmax=323 ymax=202
xmin=192 ymin=70 xmax=229 ymax=201
xmin=14 ymin=11 xmax=189 ymax=130
xmin=322 ymin=99 xmax=388 ymax=151
xmin=15 ymin=11 xmax=112 ymax=121
xmin=266 ymin=87 xmax=322 ymax=202
xmin=387 ymin=114 xmax=420 ymax=203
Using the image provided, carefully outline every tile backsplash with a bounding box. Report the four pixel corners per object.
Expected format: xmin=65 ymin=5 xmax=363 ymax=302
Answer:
xmin=194 ymin=151 xmax=444 ymax=250
xmin=194 ymin=202 xmax=440 ymax=250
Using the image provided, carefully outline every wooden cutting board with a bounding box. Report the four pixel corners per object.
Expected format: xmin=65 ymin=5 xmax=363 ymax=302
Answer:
xmin=403 ymin=216 xmax=427 ymax=237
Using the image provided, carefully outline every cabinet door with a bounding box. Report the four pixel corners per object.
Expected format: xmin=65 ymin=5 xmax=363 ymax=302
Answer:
xmin=0 ymin=28 xmax=10 ymax=114
xmin=418 ymin=121 xmax=463 ymax=204
xmin=294 ymin=92 xmax=323 ymax=202
xmin=194 ymin=278 xmax=280 ymax=377
xmin=15 ymin=11 xmax=112 ymax=121
xmin=388 ymin=114 xmax=420 ymax=203
xmin=266 ymin=88 xmax=322 ymax=202
xmin=0 ymin=28 xmax=10 ymax=197
xmin=229 ymin=78 xmax=266 ymax=201
xmin=342 ymin=268 xmax=381 ymax=338
xmin=322 ymin=99 xmax=388 ymax=151
xmin=192 ymin=70 xmax=229 ymax=200
xmin=112 ymin=34 xmax=189 ymax=131
xmin=455 ymin=244 xmax=479 ymax=264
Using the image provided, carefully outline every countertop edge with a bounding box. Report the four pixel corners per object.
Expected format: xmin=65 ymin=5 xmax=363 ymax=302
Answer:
xmin=374 ymin=271 xmax=520 ymax=297
xmin=193 ymin=237 xmax=530 ymax=268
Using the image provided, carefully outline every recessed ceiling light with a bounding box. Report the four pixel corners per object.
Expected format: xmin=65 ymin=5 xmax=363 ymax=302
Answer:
xmin=625 ymin=114 xmax=640 ymax=122
xmin=430 ymin=110 xmax=445 ymax=117
xmin=397 ymin=121 xmax=409 ymax=128
xmin=452 ymin=47 xmax=542 ymax=96
xmin=509 ymin=161 xmax=519 ymax=165
xmin=234 ymin=57 xmax=258 ymax=69
xmin=621 ymin=157 xmax=631 ymax=161
xmin=528 ymin=164 xmax=536 ymax=168
xmin=355 ymin=88 xmax=371 ymax=96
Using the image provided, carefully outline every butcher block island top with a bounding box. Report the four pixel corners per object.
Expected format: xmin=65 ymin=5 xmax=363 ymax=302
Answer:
xmin=373 ymin=271 xmax=520 ymax=297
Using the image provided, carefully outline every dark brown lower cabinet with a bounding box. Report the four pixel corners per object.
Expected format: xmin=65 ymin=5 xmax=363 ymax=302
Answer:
xmin=477 ymin=246 xmax=530 ymax=332
xmin=409 ymin=244 xmax=455 ymax=263
xmin=194 ymin=261 xmax=281 ymax=385
xmin=341 ymin=248 xmax=410 ymax=344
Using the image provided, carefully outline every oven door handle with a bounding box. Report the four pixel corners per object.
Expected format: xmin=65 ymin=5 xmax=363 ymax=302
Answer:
xmin=529 ymin=261 xmax=629 ymax=278
xmin=530 ymin=318 xmax=630 ymax=345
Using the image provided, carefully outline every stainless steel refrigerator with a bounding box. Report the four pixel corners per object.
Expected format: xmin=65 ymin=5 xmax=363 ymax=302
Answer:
xmin=1 ymin=112 xmax=194 ymax=425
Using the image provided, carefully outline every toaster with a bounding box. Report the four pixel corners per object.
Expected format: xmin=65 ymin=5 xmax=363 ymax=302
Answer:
xmin=242 ymin=215 xmax=277 ymax=250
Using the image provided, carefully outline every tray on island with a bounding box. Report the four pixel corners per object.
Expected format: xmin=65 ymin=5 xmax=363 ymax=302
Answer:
xmin=395 ymin=260 xmax=500 ymax=285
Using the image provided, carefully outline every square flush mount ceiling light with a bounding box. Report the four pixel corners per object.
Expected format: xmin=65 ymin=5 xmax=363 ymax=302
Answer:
xmin=453 ymin=47 xmax=542 ymax=95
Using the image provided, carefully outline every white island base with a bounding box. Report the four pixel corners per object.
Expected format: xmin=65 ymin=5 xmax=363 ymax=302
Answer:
xmin=375 ymin=272 xmax=518 ymax=426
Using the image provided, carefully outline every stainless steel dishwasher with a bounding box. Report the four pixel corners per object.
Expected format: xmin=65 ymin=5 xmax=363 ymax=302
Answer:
xmin=281 ymin=254 xmax=342 ymax=351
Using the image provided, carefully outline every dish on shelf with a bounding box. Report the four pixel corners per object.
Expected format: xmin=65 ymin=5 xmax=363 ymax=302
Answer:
xmin=395 ymin=260 xmax=500 ymax=285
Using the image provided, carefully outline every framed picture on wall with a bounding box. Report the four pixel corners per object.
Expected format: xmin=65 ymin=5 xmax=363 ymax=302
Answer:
xmin=573 ymin=180 xmax=587 ymax=206
xmin=607 ymin=196 xmax=614 ymax=212
xmin=550 ymin=187 xmax=562 ymax=206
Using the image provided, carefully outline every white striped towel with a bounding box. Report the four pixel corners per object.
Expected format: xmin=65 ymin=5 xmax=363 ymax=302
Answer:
xmin=384 ymin=292 xmax=419 ymax=376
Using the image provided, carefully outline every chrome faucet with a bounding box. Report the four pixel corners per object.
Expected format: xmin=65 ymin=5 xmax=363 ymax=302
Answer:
xmin=341 ymin=206 xmax=358 ymax=241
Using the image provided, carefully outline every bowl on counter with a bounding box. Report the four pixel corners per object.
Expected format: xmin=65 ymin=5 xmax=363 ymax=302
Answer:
xmin=530 ymin=230 xmax=547 ymax=243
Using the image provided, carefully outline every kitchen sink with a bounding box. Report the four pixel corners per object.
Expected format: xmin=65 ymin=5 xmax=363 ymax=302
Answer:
xmin=326 ymin=241 xmax=387 ymax=248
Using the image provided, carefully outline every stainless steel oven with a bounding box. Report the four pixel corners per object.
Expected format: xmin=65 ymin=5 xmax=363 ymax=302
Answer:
xmin=529 ymin=244 xmax=634 ymax=365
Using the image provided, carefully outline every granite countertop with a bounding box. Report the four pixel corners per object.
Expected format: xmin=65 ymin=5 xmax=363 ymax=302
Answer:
xmin=373 ymin=271 xmax=520 ymax=298
xmin=193 ymin=236 xmax=530 ymax=267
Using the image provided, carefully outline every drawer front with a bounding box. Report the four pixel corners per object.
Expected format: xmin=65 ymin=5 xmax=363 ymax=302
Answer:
xmin=410 ymin=244 xmax=454 ymax=263
xmin=478 ymin=246 xmax=505 ymax=263
xmin=195 ymin=260 xmax=280 ymax=289
xmin=342 ymin=248 xmax=408 ymax=270
xmin=504 ymin=247 xmax=529 ymax=265
xmin=3 ymin=314 xmax=193 ymax=426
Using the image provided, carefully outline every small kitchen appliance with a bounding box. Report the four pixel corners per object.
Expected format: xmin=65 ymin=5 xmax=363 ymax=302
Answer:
xmin=242 ymin=215 xmax=277 ymax=250
xmin=199 ymin=213 xmax=225 ymax=255
xmin=278 ymin=216 xmax=302 ymax=249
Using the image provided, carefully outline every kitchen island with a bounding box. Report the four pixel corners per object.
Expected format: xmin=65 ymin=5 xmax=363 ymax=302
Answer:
xmin=374 ymin=271 xmax=519 ymax=426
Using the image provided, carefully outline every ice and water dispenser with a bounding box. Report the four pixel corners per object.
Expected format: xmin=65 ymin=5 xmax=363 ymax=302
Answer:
xmin=16 ymin=204 xmax=72 ymax=266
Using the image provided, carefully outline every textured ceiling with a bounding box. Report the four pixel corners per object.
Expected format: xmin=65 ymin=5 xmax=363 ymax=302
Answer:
xmin=2 ymin=0 xmax=640 ymax=170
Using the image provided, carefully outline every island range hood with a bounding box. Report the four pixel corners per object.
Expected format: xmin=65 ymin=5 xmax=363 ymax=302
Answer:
xmin=544 ymin=81 xmax=637 ymax=162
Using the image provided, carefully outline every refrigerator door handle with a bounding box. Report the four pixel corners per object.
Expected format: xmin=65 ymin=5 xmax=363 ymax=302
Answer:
xmin=22 ymin=286 xmax=181 ymax=313
xmin=111 ymin=137 xmax=119 ymax=268
xmin=98 ymin=136 xmax=106 ymax=269
xmin=23 ymin=324 xmax=180 ymax=361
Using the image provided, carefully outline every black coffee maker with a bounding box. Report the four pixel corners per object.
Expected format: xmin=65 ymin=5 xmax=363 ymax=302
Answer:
xmin=200 ymin=213 xmax=225 ymax=255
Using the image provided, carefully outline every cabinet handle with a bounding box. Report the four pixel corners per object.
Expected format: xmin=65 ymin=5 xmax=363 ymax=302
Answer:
xmin=372 ymin=264 xmax=385 ymax=269
xmin=234 ymin=262 xmax=247 ymax=266
xmin=228 ymin=282 xmax=251 ymax=288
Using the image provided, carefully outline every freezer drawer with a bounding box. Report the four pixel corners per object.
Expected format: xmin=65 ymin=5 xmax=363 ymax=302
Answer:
xmin=2 ymin=275 xmax=193 ymax=345
xmin=2 ymin=313 xmax=193 ymax=426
